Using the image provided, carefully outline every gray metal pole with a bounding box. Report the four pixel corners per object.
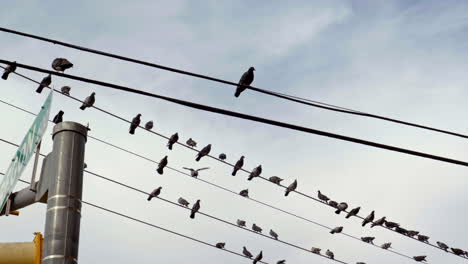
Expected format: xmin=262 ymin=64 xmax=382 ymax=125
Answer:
xmin=42 ymin=122 xmax=87 ymax=264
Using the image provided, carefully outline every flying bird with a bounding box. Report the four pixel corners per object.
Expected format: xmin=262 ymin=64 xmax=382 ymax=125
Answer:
xmin=381 ymin=242 xmax=392 ymax=249
xmin=417 ymin=235 xmax=429 ymax=243
xmin=232 ymin=156 xmax=244 ymax=176
xmin=326 ymin=249 xmax=334 ymax=259
xmin=215 ymin=242 xmax=225 ymax=249
xmin=52 ymin=110 xmax=64 ymax=124
xmin=186 ymin=138 xmax=197 ymax=148
xmin=328 ymin=200 xmax=338 ymax=208
xmin=268 ymin=176 xmax=283 ymax=185
xmin=60 ymin=86 xmax=71 ymax=96
xmin=252 ymin=223 xmax=262 ymax=233
xmin=234 ymin=67 xmax=255 ymax=98
xmin=178 ymin=197 xmax=190 ymax=207
xmin=156 ymin=156 xmax=168 ymax=175
xmin=183 ymin=167 xmax=209 ymax=178
xmin=361 ymin=237 xmax=375 ymax=244
xmin=195 ymin=144 xmax=211 ymax=162
xmin=317 ymin=190 xmax=330 ymax=202
xmin=218 ymin=153 xmax=227 ymax=160
xmin=253 ymin=251 xmax=263 ymax=264
xmin=384 ymin=221 xmax=400 ymax=229
xmin=129 ymin=114 xmax=141 ymax=134
xmin=190 ymin=200 xmax=200 ymax=219
xmin=51 ymin=58 xmax=73 ymax=72
xmin=413 ymin=256 xmax=426 ymax=262
xmin=248 ymin=165 xmax=262 ymax=181
xmin=371 ymin=216 xmax=386 ymax=228
xmin=346 ymin=206 xmax=360 ymax=218
xmin=145 ymin=121 xmax=154 ymax=130
xmin=284 ymin=179 xmax=297 ymax=196
xmin=311 ymin=247 xmax=321 ymax=254
xmin=147 ymin=187 xmax=162 ymax=201
xmin=239 ymin=189 xmax=249 ymax=198
xmin=243 ymin=247 xmax=253 ymax=258
xmin=335 ymin=202 xmax=348 ymax=214
xmin=2 ymin=61 xmax=17 ymax=80
xmin=237 ymin=219 xmax=246 ymax=227
xmin=436 ymin=241 xmax=448 ymax=251
xmin=167 ymin=133 xmax=179 ymax=150
xmin=80 ymin=92 xmax=96 ymax=110
xmin=330 ymin=226 xmax=343 ymax=234
xmin=36 ymin=74 xmax=51 ymax=93
xmin=362 ymin=211 xmax=375 ymax=227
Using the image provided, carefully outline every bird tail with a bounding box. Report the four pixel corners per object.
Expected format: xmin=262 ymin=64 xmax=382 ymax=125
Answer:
xmin=190 ymin=212 xmax=195 ymax=219
xmin=1 ymin=72 xmax=8 ymax=80
xmin=129 ymin=128 xmax=135 ymax=135
xmin=156 ymin=167 xmax=163 ymax=175
xmin=285 ymin=190 xmax=290 ymax=196
xmin=248 ymin=175 xmax=253 ymax=181
xmin=147 ymin=196 xmax=152 ymax=201
xmin=232 ymin=169 xmax=237 ymax=176
xmin=234 ymin=87 xmax=242 ymax=97
xmin=345 ymin=215 xmax=351 ymax=219
xmin=330 ymin=230 xmax=335 ymax=234
xmin=36 ymin=85 xmax=44 ymax=93
xmin=335 ymin=209 xmax=341 ymax=214
xmin=195 ymin=156 xmax=201 ymax=162
xmin=167 ymin=143 xmax=173 ymax=150
xmin=79 ymin=105 xmax=86 ymax=110
xmin=362 ymin=222 xmax=367 ymax=227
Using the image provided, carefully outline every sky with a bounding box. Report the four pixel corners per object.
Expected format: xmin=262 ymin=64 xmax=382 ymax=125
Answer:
xmin=0 ymin=0 xmax=468 ymax=263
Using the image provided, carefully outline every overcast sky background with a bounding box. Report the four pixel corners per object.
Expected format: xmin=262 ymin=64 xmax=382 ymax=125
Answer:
xmin=0 ymin=1 xmax=467 ymax=263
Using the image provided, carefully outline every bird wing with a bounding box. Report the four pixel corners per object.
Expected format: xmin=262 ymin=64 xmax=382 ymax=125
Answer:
xmin=197 ymin=167 xmax=210 ymax=171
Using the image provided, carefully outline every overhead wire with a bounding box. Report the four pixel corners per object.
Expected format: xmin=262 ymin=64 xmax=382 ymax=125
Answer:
xmin=1 ymin=26 xmax=468 ymax=140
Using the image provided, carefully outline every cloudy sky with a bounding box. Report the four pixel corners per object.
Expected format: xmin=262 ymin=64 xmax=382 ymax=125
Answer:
xmin=1 ymin=1 xmax=467 ymax=263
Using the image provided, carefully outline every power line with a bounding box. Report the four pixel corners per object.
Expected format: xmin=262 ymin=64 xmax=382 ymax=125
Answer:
xmin=1 ymin=27 xmax=468 ymax=140
xmin=3 ymin=61 xmax=468 ymax=169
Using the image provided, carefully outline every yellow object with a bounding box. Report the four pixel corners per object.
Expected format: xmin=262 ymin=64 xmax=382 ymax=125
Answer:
xmin=10 ymin=210 xmax=20 ymax=216
xmin=0 ymin=232 xmax=42 ymax=264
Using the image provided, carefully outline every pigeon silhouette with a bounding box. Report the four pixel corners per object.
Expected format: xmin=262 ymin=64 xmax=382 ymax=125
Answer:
xmin=253 ymin=251 xmax=263 ymax=264
xmin=186 ymin=138 xmax=197 ymax=148
xmin=371 ymin=216 xmax=386 ymax=228
xmin=330 ymin=226 xmax=343 ymax=234
xmin=268 ymin=176 xmax=283 ymax=185
xmin=237 ymin=219 xmax=246 ymax=227
xmin=436 ymin=242 xmax=448 ymax=251
xmin=183 ymin=167 xmax=209 ymax=178
xmin=239 ymin=189 xmax=249 ymax=198
xmin=276 ymin=260 xmax=286 ymax=264
xmin=167 ymin=133 xmax=179 ymax=150
xmin=361 ymin=237 xmax=375 ymax=244
xmin=2 ymin=61 xmax=17 ymax=80
xmin=145 ymin=121 xmax=154 ymax=130
xmin=417 ymin=235 xmax=429 ymax=243
xmin=252 ymin=223 xmax=262 ymax=233
xmin=178 ymin=197 xmax=190 ymax=207
xmin=381 ymin=243 xmax=392 ymax=249
xmin=60 ymin=86 xmax=71 ymax=96
xmin=451 ymin=248 xmax=464 ymax=256
xmin=326 ymin=249 xmax=334 ymax=259
xmin=362 ymin=211 xmax=375 ymax=227
xmin=234 ymin=67 xmax=255 ymax=98
xmin=51 ymin=58 xmax=73 ymax=72
xmin=147 ymin=187 xmax=162 ymax=201
xmin=317 ymin=190 xmax=330 ymax=202
xmin=52 ymin=110 xmax=64 ymax=124
xmin=406 ymin=230 xmax=419 ymax=237
xmin=285 ymin=179 xmax=297 ymax=196
xmin=215 ymin=242 xmax=225 ymax=249
xmin=195 ymin=144 xmax=211 ymax=162
xmin=243 ymin=247 xmax=253 ymax=258
xmin=156 ymin=156 xmax=168 ymax=175
xmin=232 ymin=156 xmax=244 ymax=176
xmin=129 ymin=114 xmax=141 ymax=134
xmin=346 ymin=207 xmax=361 ymax=219
xmin=248 ymin=165 xmax=262 ymax=181
xmin=190 ymin=200 xmax=200 ymax=219
xmin=36 ymin=74 xmax=51 ymax=93
xmin=80 ymin=92 xmax=95 ymax=110
xmin=311 ymin=247 xmax=321 ymax=254
xmin=328 ymin=200 xmax=338 ymax=208
xmin=218 ymin=153 xmax=227 ymax=160
xmin=384 ymin=221 xmax=399 ymax=229
xmin=269 ymin=229 xmax=278 ymax=240
xmin=413 ymin=256 xmax=426 ymax=262
xmin=335 ymin=202 xmax=348 ymax=214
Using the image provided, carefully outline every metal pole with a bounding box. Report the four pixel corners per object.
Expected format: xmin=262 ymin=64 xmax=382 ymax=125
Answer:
xmin=30 ymin=141 xmax=42 ymax=191
xmin=42 ymin=122 xmax=87 ymax=264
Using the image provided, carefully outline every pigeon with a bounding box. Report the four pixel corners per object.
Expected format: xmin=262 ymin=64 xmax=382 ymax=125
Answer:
xmin=215 ymin=242 xmax=225 ymax=249
xmin=356 ymin=262 xmax=366 ymax=264
xmin=326 ymin=249 xmax=334 ymax=259
xmin=147 ymin=187 xmax=162 ymax=201
xmin=436 ymin=241 xmax=448 ymax=251
xmin=276 ymin=260 xmax=286 ymax=264
xmin=129 ymin=114 xmax=141 ymax=134
xmin=178 ymin=197 xmax=190 ymax=207
xmin=2 ymin=61 xmax=16 ymax=80
xmin=195 ymin=144 xmax=211 ymax=162
xmin=243 ymin=247 xmax=253 ymax=258
xmin=284 ymin=179 xmax=297 ymax=196
xmin=395 ymin=227 xmax=408 ymax=235
xmin=186 ymin=138 xmax=197 ymax=148
xmin=381 ymin=242 xmax=392 ymax=249
xmin=371 ymin=216 xmax=386 ymax=228
xmin=239 ymin=189 xmax=249 ymax=198
xmin=362 ymin=211 xmax=375 ymax=227
xmin=317 ymin=190 xmax=330 ymax=202
xmin=417 ymin=235 xmax=429 ymax=243
xmin=190 ymin=200 xmax=200 ymax=219
xmin=268 ymin=176 xmax=283 ymax=185
xmin=237 ymin=219 xmax=246 ymax=227
xmin=361 ymin=237 xmax=375 ymax=244
xmin=413 ymin=256 xmax=426 ymax=262
xmin=269 ymin=229 xmax=279 ymax=240
xmin=328 ymin=200 xmax=338 ymax=208
xmin=252 ymin=223 xmax=262 ymax=233
xmin=384 ymin=221 xmax=400 ymax=229
xmin=232 ymin=156 xmax=244 ymax=176
xmin=36 ymin=74 xmax=51 ymax=93
xmin=167 ymin=133 xmax=179 ymax=150
xmin=52 ymin=110 xmax=64 ymax=124
xmin=218 ymin=153 xmax=227 ymax=160
xmin=335 ymin=202 xmax=348 ymax=214
xmin=311 ymin=247 xmax=321 ymax=254
xmin=253 ymin=251 xmax=263 ymax=264
xmin=248 ymin=165 xmax=262 ymax=181
xmin=183 ymin=167 xmax=210 ymax=178
xmin=330 ymin=226 xmax=343 ymax=234
xmin=406 ymin=230 xmax=419 ymax=237
xmin=60 ymin=86 xmax=71 ymax=96
xmin=51 ymin=58 xmax=73 ymax=72
xmin=145 ymin=121 xmax=154 ymax=130
xmin=234 ymin=67 xmax=255 ymax=98
xmin=156 ymin=156 xmax=168 ymax=175
xmin=346 ymin=206 xmax=360 ymax=218
xmin=80 ymin=92 xmax=95 ymax=110
xmin=451 ymin=248 xmax=464 ymax=256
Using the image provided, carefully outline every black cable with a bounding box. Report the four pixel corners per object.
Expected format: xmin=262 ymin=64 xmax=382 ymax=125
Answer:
xmin=1 ymin=27 xmax=467 ymax=140
xmin=3 ymin=61 xmax=468 ymax=169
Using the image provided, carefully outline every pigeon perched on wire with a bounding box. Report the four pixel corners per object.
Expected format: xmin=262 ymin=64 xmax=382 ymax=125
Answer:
xmin=195 ymin=144 xmax=211 ymax=162
xmin=328 ymin=200 xmax=338 ymax=208
xmin=384 ymin=221 xmax=400 ymax=229
xmin=239 ymin=189 xmax=249 ymax=198
xmin=248 ymin=165 xmax=262 ymax=181
xmin=317 ymin=190 xmax=329 ymax=202
xmin=167 ymin=133 xmax=179 ymax=150
xmin=311 ymin=247 xmax=321 ymax=254
xmin=190 ymin=200 xmax=200 ymax=219
xmin=406 ymin=230 xmax=419 ymax=237
xmin=218 ymin=153 xmax=227 ymax=160
xmin=178 ymin=197 xmax=190 ymax=207
xmin=186 ymin=138 xmax=197 ymax=148
xmin=147 ymin=187 xmax=162 ymax=201
xmin=215 ymin=242 xmax=225 ymax=249
xmin=129 ymin=114 xmax=141 ymax=134
xmin=2 ymin=61 xmax=16 ymax=80
xmin=52 ymin=110 xmax=64 ymax=124
xmin=346 ymin=206 xmax=360 ymax=218
xmin=356 ymin=262 xmax=366 ymax=264
xmin=145 ymin=121 xmax=154 ymax=130
xmin=451 ymin=248 xmax=464 ymax=256
xmin=253 ymin=251 xmax=263 ymax=264
xmin=36 ymin=74 xmax=51 ymax=93
xmin=326 ymin=249 xmax=334 ymax=259
xmin=234 ymin=67 xmax=255 ymax=98
xmin=237 ymin=219 xmax=246 ymax=227
xmin=232 ymin=156 xmax=244 ymax=176
xmin=276 ymin=260 xmax=286 ymax=264
xmin=395 ymin=227 xmax=408 ymax=235
xmin=252 ymin=223 xmax=262 ymax=233
xmin=243 ymin=247 xmax=253 ymax=258
xmin=436 ymin=241 xmax=448 ymax=251
xmin=284 ymin=179 xmax=297 ymax=196
xmin=371 ymin=216 xmax=386 ymax=228
xmin=417 ymin=235 xmax=429 ymax=243
xmin=381 ymin=242 xmax=392 ymax=249
xmin=183 ymin=167 xmax=209 ymax=178
xmin=268 ymin=176 xmax=283 ymax=185
xmin=361 ymin=237 xmax=375 ymax=244
xmin=362 ymin=211 xmax=375 ymax=227
xmin=413 ymin=256 xmax=426 ymax=262
xmin=269 ymin=229 xmax=278 ymax=240
xmin=330 ymin=226 xmax=343 ymax=234
xmin=156 ymin=156 xmax=168 ymax=175
xmin=60 ymin=86 xmax=71 ymax=96
xmin=335 ymin=202 xmax=348 ymax=214
xmin=80 ymin=92 xmax=95 ymax=110
xmin=51 ymin=58 xmax=73 ymax=72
